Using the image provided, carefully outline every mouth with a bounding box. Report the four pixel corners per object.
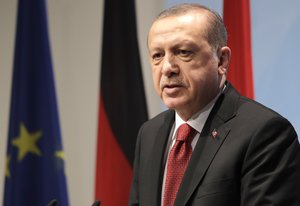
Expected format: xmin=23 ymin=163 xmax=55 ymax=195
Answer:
xmin=163 ymin=84 xmax=181 ymax=89
xmin=162 ymin=84 xmax=183 ymax=95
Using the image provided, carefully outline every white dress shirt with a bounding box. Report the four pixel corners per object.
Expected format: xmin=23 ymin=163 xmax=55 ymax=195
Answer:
xmin=161 ymin=91 xmax=222 ymax=205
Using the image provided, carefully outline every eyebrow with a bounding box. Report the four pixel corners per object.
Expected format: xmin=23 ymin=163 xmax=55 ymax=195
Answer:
xmin=171 ymin=41 xmax=200 ymax=51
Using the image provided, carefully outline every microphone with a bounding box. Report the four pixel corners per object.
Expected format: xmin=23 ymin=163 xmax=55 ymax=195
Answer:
xmin=47 ymin=199 xmax=58 ymax=206
xmin=91 ymin=200 xmax=101 ymax=206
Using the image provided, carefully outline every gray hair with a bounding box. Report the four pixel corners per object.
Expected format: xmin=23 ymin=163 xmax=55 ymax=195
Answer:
xmin=155 ymin=3 xmax=227 ymax=50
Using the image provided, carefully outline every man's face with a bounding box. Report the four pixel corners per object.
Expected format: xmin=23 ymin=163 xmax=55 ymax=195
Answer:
xmin=148 ymin=12 xmax=225 ymax=120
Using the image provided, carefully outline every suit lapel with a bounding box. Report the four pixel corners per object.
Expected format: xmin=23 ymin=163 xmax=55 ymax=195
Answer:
xmin=146 ymin=110 xmax=175 ymax=205
xmin=174 ymin=83 xmax=240 ymax=205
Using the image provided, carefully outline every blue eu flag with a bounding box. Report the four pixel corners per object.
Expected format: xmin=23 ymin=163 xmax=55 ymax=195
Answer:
xmin=3 ymin=0 xmax=69 ymax=205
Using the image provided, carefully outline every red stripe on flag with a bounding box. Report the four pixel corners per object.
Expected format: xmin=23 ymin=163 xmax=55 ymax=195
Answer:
xmin=223 ymin=0 xmax=254 ymax=99
xmin=95 ymin=96 xmax=132 ymax=205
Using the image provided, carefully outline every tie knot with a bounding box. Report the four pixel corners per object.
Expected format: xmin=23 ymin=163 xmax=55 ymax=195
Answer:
xmin=177 ymin=123 xmax=196 ymax=142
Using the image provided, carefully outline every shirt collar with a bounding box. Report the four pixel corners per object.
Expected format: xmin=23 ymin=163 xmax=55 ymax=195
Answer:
xmin=174 ymin=88 xmax=224 ymax=140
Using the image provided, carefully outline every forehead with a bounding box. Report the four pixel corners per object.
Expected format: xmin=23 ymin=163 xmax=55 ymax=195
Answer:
xmin=148 ymin=12 xmax=209 ymax=48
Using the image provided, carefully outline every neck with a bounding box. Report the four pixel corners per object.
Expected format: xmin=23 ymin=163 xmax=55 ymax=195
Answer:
xmin=176 ymin=84 xmax=225 ymax=121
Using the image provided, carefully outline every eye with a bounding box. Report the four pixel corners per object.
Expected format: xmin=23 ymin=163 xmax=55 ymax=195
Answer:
xmin=152 ymin=52 xmax=163 ymax=60
xmin=176 ymin=49 xmax=193 ymax=61
xmin=177 ymin=50 xmax=192 ymax=57
xmin=151 ymin=52 xmax=164 ymax=65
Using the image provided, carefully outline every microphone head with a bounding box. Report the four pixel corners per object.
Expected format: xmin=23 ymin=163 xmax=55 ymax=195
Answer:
xmin=47 ymin=199 xmax=58 ymax=206
xmin=91 ymin=200 xmax=101 ymax=206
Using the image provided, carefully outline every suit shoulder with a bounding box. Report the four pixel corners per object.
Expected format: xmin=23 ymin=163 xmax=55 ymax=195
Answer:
xmin=141 ymin=109 xmax=174 ymax=129
xmin=238 ymin=96 xmax=289 ymax=122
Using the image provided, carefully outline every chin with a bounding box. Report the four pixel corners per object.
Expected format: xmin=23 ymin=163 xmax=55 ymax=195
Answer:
xmin=163 ymin=98 xmax=185 ymax=110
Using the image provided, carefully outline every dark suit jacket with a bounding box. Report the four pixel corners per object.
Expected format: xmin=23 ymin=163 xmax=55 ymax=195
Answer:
xmin=129 ymin=83 xmax=300 ymax=206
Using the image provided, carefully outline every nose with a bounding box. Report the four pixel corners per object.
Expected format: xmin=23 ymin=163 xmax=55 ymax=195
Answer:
xmin=161 ymin=55 xmax=179 ymax=77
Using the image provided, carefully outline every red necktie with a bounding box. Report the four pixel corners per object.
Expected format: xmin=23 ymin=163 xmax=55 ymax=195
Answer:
xmin=163 ymin=123 xmax=196 ymax=206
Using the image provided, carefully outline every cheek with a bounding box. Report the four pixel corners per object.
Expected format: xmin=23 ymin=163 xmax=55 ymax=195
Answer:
xmin=152 ymin=67 xmax=162 ymax=92
xmin=190 ymin=69 xmax=219 ymax=95
xmin=187 ymin=70 xmax=213 ymax=91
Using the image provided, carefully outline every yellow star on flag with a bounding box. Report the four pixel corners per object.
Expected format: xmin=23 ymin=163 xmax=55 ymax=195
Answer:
xmin=6 ymin=155 xmax=11 ymax=178
xmin=55 ymin=150 xmax=65 ymax=160
xmin=12 ymin=123 xmax=42 ymax=161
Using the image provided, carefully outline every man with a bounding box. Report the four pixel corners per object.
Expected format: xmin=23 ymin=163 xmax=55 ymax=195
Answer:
xmin=129 ymin=3 xmax=300 ymax=206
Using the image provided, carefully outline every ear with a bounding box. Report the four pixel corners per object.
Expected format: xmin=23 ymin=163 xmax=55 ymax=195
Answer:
xmin=217 ymin=46 xmax=231 ymax=75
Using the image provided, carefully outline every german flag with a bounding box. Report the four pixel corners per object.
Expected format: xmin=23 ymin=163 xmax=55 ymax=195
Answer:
xmin=95 ymin=0 xmax=148 ymax=205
